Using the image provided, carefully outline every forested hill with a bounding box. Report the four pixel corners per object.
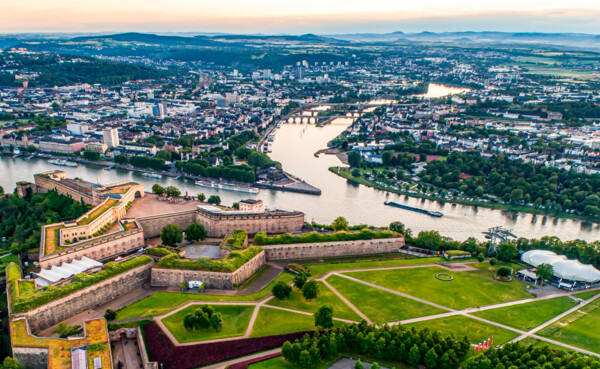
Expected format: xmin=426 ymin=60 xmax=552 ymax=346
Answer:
xmin=0 ymin=52 xmax=171 ymax=87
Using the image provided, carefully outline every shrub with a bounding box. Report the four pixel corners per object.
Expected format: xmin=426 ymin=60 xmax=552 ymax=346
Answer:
xmin=146 ymin=246 xmax=175 ymax=257
xmin=490 ymin=258 xmax=497 ymax=266
xmin=222 ymin=230 xmax=247 ymax=250
xmin=477 ymin=254 xmax=485 ymax=262
xmin=6 ymin=262 xmax=21 ymax=283
xmin=104 ymin=308 xmax=117 ymax=321
xmin=302 ymin=280 xmax=318 ymax=300
xmin=497 ymin=266 xmax=512 ymax=278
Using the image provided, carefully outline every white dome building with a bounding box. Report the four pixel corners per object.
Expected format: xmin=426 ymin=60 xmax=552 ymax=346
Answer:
xmin=521 ymin=250 xmax=600 ymax=284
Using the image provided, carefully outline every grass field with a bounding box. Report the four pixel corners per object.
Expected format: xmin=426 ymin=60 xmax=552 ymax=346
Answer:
xmin=307 ymin=257 xmax=444 ymax=277
xmin=115 ymin=273 xmax=295 ymax=320
xmin=239 ymin=265 xmax=273 ymax=291
xmin=327 ymin=275 xmax=445 ymax=323
xmin=572 ymin=290 xmax=599 ymax=301
xmin=343 ymin=263 xmax=532 ymax=310
xmin=266 ymin=282 xmax=362 ymax=322
xmin=537 ymin=299 xmax=600 ymax=353
xmin=406 ymin=315 xmax=518 ymax=345
xmin=518 ymin=337 xmax=575 ymax=353
xmin=472 ymin=297 xmax=577 ymax=331
xmin=161 ymin=304 xmax=254 ymax=343
xmin=250 ymin=307 xmax=322 ymax=337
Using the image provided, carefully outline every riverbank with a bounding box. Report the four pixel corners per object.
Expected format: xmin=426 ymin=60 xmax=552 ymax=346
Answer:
xmin=330 ymin=166 xmax=600 ymax=225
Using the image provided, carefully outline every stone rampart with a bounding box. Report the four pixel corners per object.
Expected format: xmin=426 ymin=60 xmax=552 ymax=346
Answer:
xmin=34 ymin=174 xmax=95 ymax=205
xmin=20 ymin=262 xmax=153 ymax=333
xmin=136 ymin=210 xmax=198 ymax=239
xmin=261 ymin=237 xmax=405 ymax=261
xmin=150 ymin=250 xmax=266 ymax=289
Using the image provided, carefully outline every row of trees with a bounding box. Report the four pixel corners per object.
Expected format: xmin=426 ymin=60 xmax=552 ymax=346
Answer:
xmin=182 ymin=161 xmax=256 ymax=183
xmin=282 ymin=322 xmax=471 ymax=369
xmin=272 ymin=279 xmax=318 ymax=301
xmin=152 ymin=184 xmax=181 ymax=197
xmin=160 ymin=222 xmax=207 ymax=246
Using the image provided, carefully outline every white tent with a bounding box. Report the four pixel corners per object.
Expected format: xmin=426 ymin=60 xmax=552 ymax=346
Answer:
xmin=522 ymin=250 xmax=600 ymax=283
xmin=34 ymin=256 xmax=102 ymax=287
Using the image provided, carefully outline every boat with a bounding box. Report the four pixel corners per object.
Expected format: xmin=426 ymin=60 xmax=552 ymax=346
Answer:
xmin=48 ymin=159 xmax=78 ymax=167
xmin=142 ymin=172 xmax=162 ymax=179
xmin=195 ymin=180 xmax=259 ymax=194
xmin=384 ymin=201 xmax=443 ymax=217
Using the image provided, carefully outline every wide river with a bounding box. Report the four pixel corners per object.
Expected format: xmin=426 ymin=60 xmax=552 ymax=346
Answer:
xmin=1 ymin=119 xmax=598 ymax=241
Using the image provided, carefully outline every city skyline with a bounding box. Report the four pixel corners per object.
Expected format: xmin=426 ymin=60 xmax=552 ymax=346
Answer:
xmin=2 ymin=1 xmax=600 ymax=34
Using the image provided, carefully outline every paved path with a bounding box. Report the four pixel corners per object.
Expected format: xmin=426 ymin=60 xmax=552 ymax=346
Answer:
xmin=200 ymin=348 xmax=282 ymax=369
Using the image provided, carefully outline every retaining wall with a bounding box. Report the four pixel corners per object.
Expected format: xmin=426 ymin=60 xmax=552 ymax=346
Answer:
xmin=261 ymin=237 xmax=405 ymax=260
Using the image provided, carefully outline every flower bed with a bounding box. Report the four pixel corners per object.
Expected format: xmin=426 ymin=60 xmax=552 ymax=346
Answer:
xmin=143 ymin=321 xmax=311 ymax=369
xmin=253 ymin=229 xmax=398 ymax=246
xmin=156 ymin=246 xmax=262 ymax=273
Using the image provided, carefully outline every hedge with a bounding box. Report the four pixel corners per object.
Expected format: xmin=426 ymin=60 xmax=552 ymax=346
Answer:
xmin=11 ymin=256 xmax=152 ymax=313
xmin=253 ymin=229 xmax=399 ymax=246
xmin=146 ymin=246 xmax=176 ymax=257
xmin=143 ymin=320 xmax=311 ymax=369
xmin=222 ymin=230 xmax=247 ymax=250
xmin=156 ymin=246 xmax=262 ymax=273
xmin=6 ymin=262 xmax=21 ymax=283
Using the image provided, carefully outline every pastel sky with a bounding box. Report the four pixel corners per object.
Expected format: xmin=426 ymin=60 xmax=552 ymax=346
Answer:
xmin=2 ymin=0 xmax=600 ymax=34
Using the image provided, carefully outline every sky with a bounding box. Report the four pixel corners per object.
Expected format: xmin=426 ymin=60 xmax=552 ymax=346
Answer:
xmin=2 ymin=0 xmax=600 ymax=34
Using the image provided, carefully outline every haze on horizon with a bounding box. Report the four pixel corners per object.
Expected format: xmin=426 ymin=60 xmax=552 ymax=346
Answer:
xmin=2 ymin=0 xmax=600 ymax=35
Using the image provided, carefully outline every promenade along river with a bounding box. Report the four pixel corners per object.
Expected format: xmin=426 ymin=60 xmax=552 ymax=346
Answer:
xmin=1 ymin=119 xmax=598 ymax=242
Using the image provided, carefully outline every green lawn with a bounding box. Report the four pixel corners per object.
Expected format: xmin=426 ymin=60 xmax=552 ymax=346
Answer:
xmin=115 ymin=273 xmax=295 ymax=320
xmin=343 ymin=263 xmax=532 ymax=310
xmin=518 ymin=337 xmax=575 ymax=353
xmin=572 ymin=290 xmax=599 ymax=301
xmin=307 ymin=257 xmax=444 ymax=277
xmin=239 ymin=265 xmax=273 ymax=291
xmin=327 ymin=275 xmax=445 ymax=323
xmin=537 ymin=299 xmax=600 ymax=353
xmin=472 ymin=297 xmax=577 ymax=331
xmin=266 ymin=282 xmax=362 ymax=322
xmin=406 ymin=315 xmax=518 ymax=345
xmin=161 ymin=304 xmax=254 ymax=343
xmin=250 ymin=307 xmax=345 ymax=337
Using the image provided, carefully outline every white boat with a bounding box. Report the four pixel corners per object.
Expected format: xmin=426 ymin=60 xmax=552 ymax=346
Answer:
xmin=48 ymin=159 xmax=78 ymax=167
xmin=142 ymin=172 xmax=162 ymax=179
xmin=195 ymin=180 xmax=259 ymax=194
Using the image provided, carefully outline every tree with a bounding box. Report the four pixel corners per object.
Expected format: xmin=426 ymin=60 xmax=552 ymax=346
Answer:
xmin=208 ymin=195 xmax=221 ymax=205
xmin=104 ymin=308 xmax=116 ymax=321
xmin=497 ymin=266 xmax=512 ymax=278
xmin=185 ymin=223 xmax=207 ymax=243
xmin=52 ymin=323 xmax=83 ymax=338
xmin=83 ymin=150 xmax=100 ymax=161
xmin=152 ymin=184 xmax=165 ymax=195
xmin=371 ymin=363 xmax=380 ymax=369
xmin=353 ymin=359 xmax=363 ymax=369
xmin=209 ymin=312 xmax=223 ymax=331
xmin=294 ymin=273 xmax=308 ymax=289
xmin=389 ymin=221 xmax=405 ymax=234
xmin=0 ymin=357 xmax=24 ymax=369
xmin=348 ymin=151 xmax=362 ymax=167
xmin=272 ymin=281 xmax=292 ymax=300
xmin=302 ymin=280 xmax=319 ymax=300
xmin=314 ymin=305 xmax=334 ymax=329
xmin=498 ymin=243 xmax=518 ymax=262
xmin=165 ymin=185 xmax=181 ymax=197
xmin=424 ymin=347 xmax=439 ymax=368
xmin=408 ymin=344 xmax=422 ymax=366
xmin=160 ymin=223 xmax=183 ymax=246
xmin=536 ymin=263 xmax=554 ymax=285
xmin=183 ymin=313 xmax=197 ymax=330
xmin=114 ymin=154 xmax=128 ymax=164
xmin=197 ymin=193 xmax=206 ymax=202
xmin=331 ymin=216 xmax=349 ymax=231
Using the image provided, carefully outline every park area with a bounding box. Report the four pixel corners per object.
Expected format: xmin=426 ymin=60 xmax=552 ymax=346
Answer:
xmin=110 ymin=256 xmax=600 ymax=368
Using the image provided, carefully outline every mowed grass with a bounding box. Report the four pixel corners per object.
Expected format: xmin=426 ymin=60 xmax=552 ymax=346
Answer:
xmin=115 ymin=273 xmax=295 ymax=320
xmin=537 ymin=299 xmax=600 ymax=353
xmin=161 ymin=304 xmax=254 ymax=343
xmin=572 ymin=290 xmax=599 ymax=301
xmin=266 ymin=281 xmax=362 ymax=322
xmin=473 ymin=297 xmax=577 ymax=331
xmin=406 ymin=316 xmax=518 ymax=345
xmin=344 ymin=263 xmax=532 ymax=310
xmin=327 ymin=274 xmax=445 ymax=323
xmin=250 ymin=307 xmax=345 ymax=337
xmin=307 ymin=257 xmax=444 ymax=277
xmin=518 ymin=338 xmax=576 ymax=353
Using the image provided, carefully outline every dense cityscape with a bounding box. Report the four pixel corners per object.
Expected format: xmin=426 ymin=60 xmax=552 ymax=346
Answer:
xmin=0 ymin=24 xmax=599 ymax=369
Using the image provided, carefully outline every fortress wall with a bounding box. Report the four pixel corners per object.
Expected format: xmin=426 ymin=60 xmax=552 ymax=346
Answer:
xmin=12 ymin=347 xmax=48 ymax=369
xmin=34 ymin=175 xmax=95 ymax=205
xmin=195 ymin=212 xmax=305 ymax=238
xmin=150 ymin=251 xmax=266 ymax=289
xmin=39 ymin=228 xmax=145 ymax=269
xmin=22 ymin=262 xmax=153 ymax=333
xmin=136 ymin=210 xmax=198 ymax=239
xmin=261 ymin=237 xmax=405 ymax=261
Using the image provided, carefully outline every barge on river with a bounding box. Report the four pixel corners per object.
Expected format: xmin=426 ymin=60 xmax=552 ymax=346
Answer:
xmin=384 ymin=201 xmax=444 ymax=217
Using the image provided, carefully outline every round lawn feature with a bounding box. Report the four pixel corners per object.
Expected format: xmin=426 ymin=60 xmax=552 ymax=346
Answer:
xmin=161 ymin=304 xmax=254 ymax=343
xmin=435 ymin=273 xmax=454 ymax=281
xmin=493 ymin=275 xmax=512 ymax=282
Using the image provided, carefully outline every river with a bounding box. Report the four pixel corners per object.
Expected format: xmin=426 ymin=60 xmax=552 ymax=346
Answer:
xmin=1 ymin=121 xmax=598 ymax=241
